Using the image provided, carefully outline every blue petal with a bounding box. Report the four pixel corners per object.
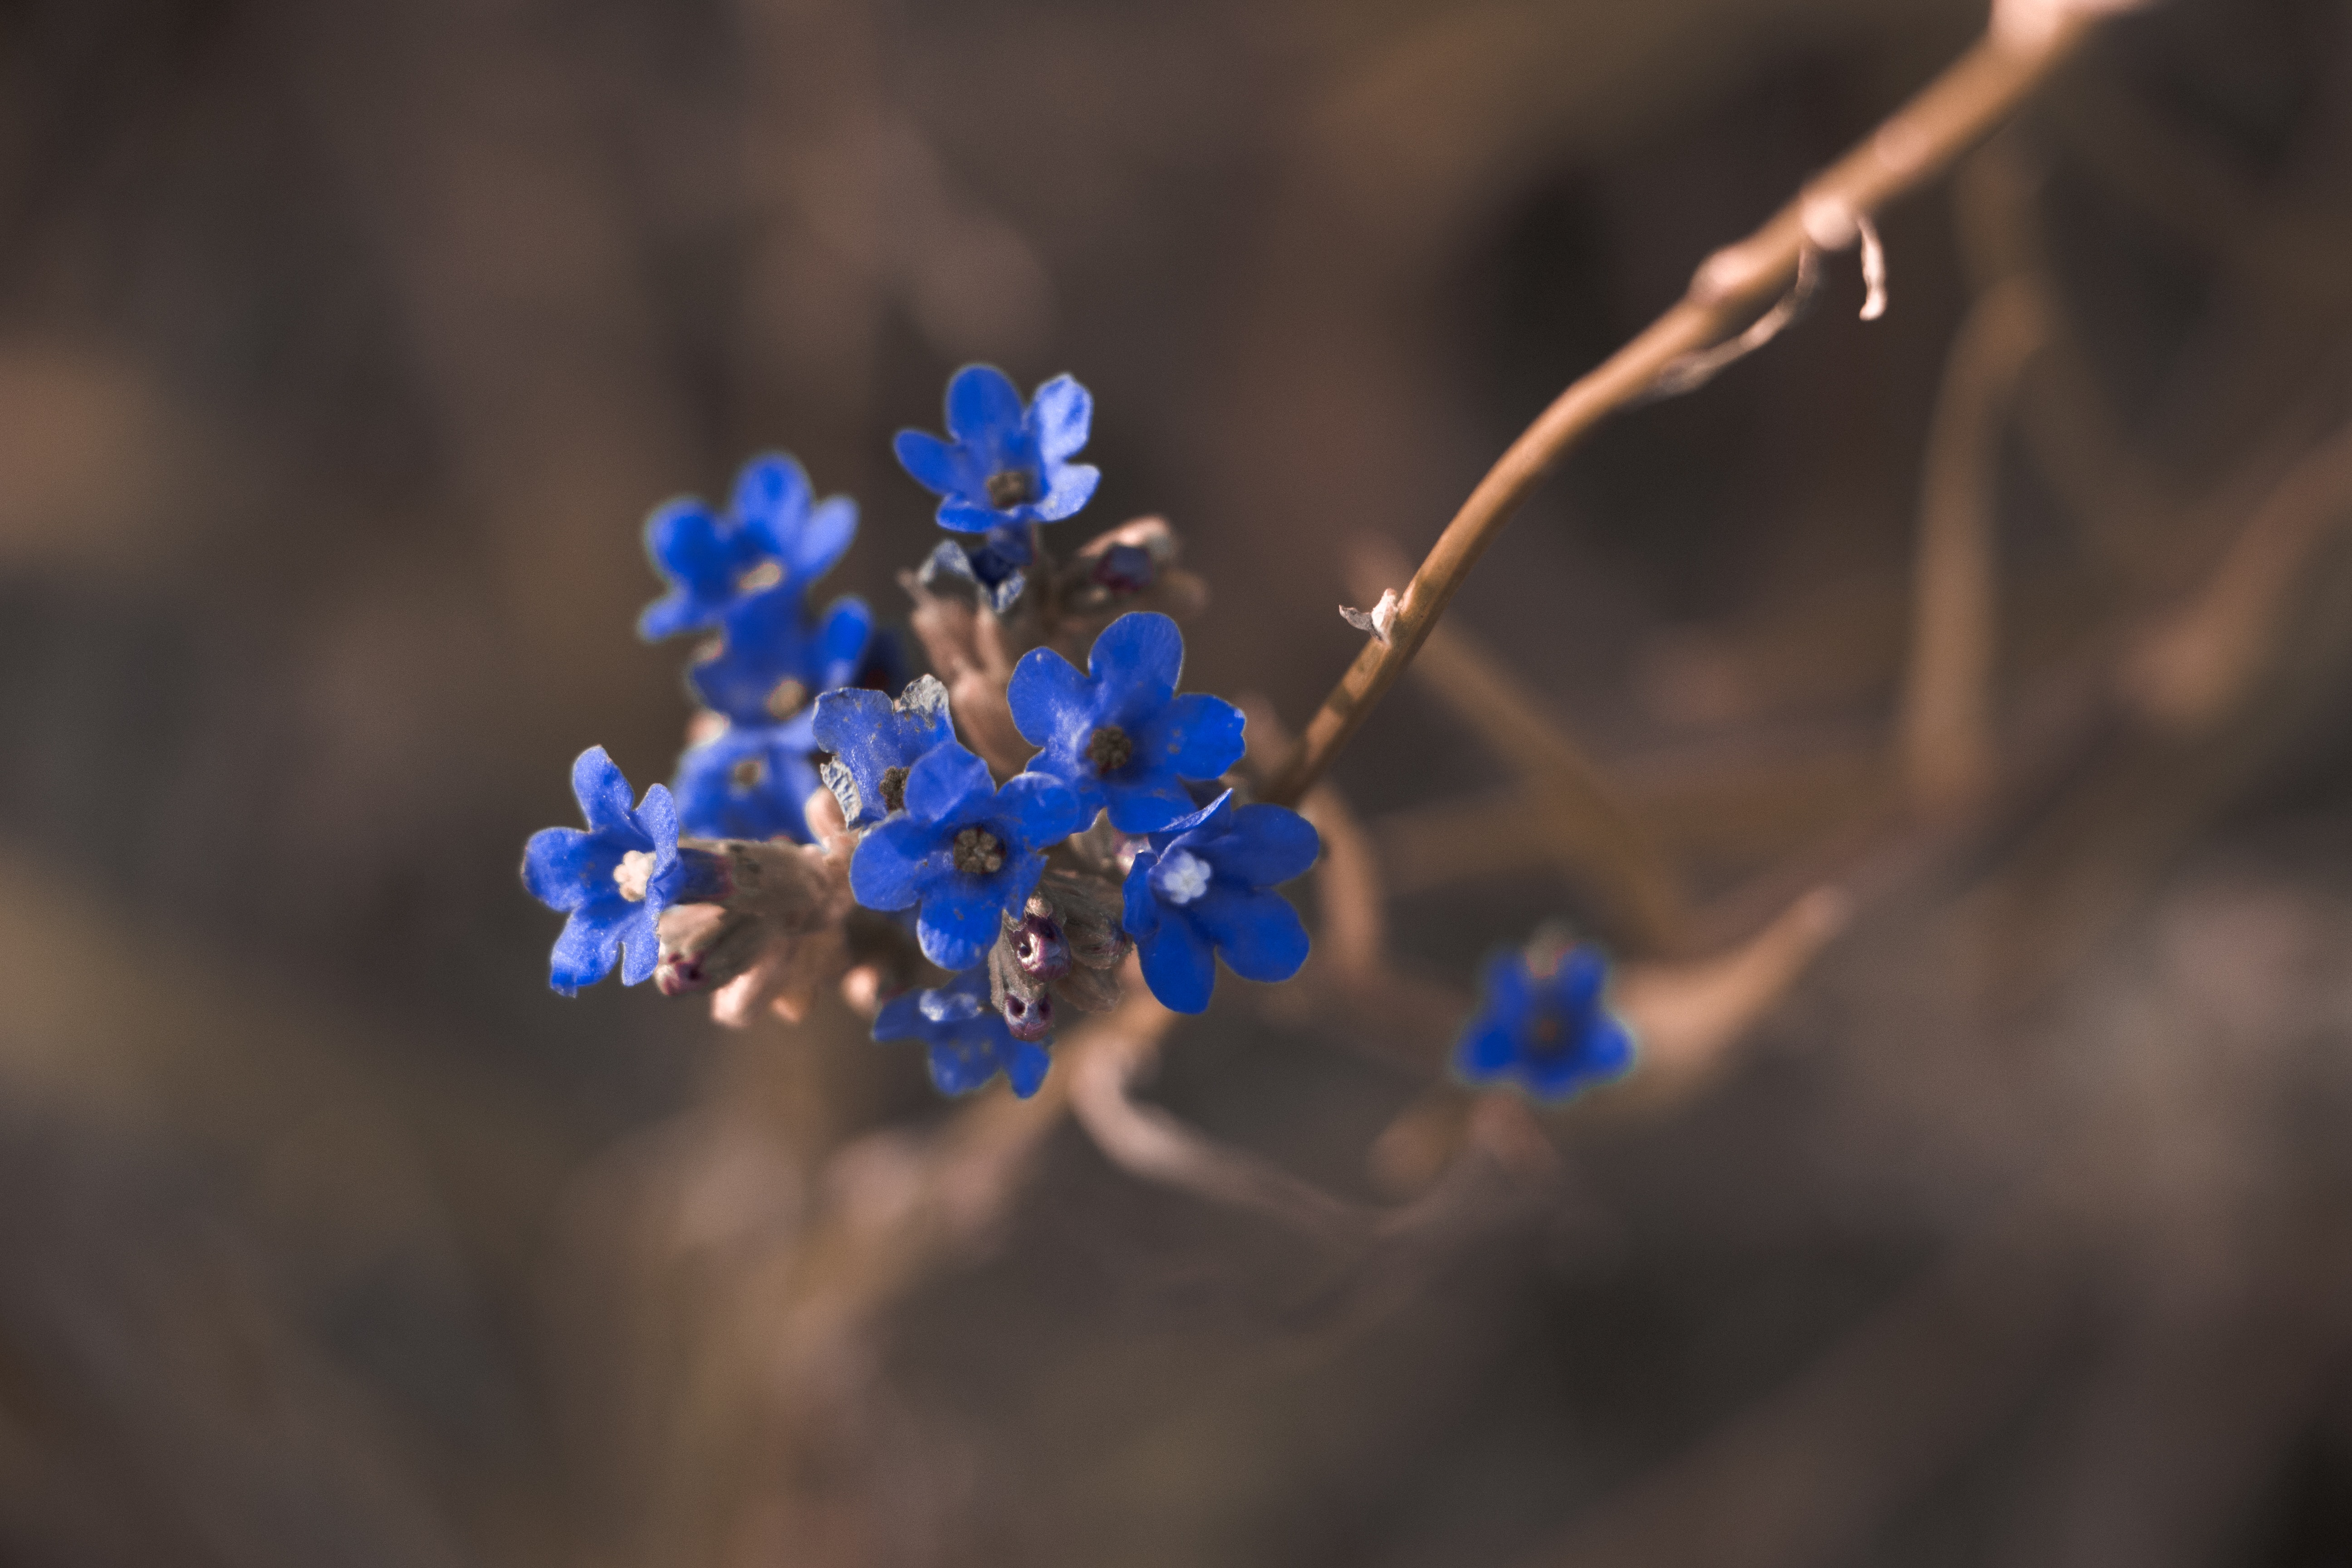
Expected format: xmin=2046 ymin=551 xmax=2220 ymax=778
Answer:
xmin=1101 ymin=775 xmax=1193 ymax=834
xmin=1196 ymin=804 xmax=1320 ymax=889
xmin=1121 ymin=853 xmax=1163 ymax=940
xmin=813 ymin=596 xmax=874 ymax=690
xmin=1033 ymin=461 xmax=1099 ymax=522
xmin=1140 ymin=692 xmax=1246 ymax=783
xmin=1027 ymin=374 xmax=1093 ymax=463
xmin=523 ymin=828 xmax=604 ymax=912
xmin=1024 ymin=748 xmax=1107 ymax=824
xmin=872 ymin=991 xmax=926 ymax=1042
xmin=549 ymin=901 xmax=627 ymax=995
xmin=917 ymin=884 xmax=1003 ymax=971
xmin=1004 ymin=1040 xmax=1052 ymax=1098
xmin=991 ymin=847 xmax=1052 ymax=922
xmin=1553 ymin=946 xmax=1609 ymax=1014
xmin=938 ymin=499 xmax=1007 ymax=536
xmin=1147 ymin=790 xmax=1234 ymax=851
xmin=1456 ymin=1017 xmax=1520 ymax=1078
xmin=905 ymin=742 xmax=995 ymax=823
xmin=1088 ymin=612 xmax=1183 ymax=721
xmin=1136 ymin=916 xmax=1217 ymax=1014
xmin=921 ymin=973 xmax=991 ymax=1023
xmin=1584 ymin=1016 xmax=1636 ymax=1077
xmin=928 ymin=1036 xmax=999 ymax=1096
xmin=894 ymin=429 xmax=971 ymax=498
xmin=850 ymin=817 xmax=941 ymax=911
xmin=1478 ymin=951 xmax=1534 ymax=1019
xmin=730 ymin=452 xmax=811 ymax=544
xmin=789 ymin=495 xmax=859 ymax=583
xmin=572 ymin=747 xmax=644 ymax=838
xmin=637 ymin=500 xmax=743 ymax=640
xmin=996 ymin=772 xmax=1086 ymax=847
xmin=1187 ymin=888 xmax=1309 ymax=984
xmin=946 ymin=364 xmax=1025 ymax=445
xmin=810 ymin=686 xmax=895 ymax=760
xmin=635 ymin=782 xmax=681 ymax=879
xmin=1006 ymin=646 xmax=1096 ymax=747
xmin=615 ymin=901 xmax=663 ymax=986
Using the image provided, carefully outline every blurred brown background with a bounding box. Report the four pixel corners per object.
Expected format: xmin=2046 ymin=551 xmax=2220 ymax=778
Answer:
xmin=3 ymin=0 xmax=2352 ymax=1563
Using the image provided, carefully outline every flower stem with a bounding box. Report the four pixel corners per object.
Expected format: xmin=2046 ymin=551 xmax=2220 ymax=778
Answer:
xmin=1260 ymin=15 xmax=2121 ymax=809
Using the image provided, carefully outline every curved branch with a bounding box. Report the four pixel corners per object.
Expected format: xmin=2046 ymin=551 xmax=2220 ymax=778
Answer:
xmin=1262 ymin=7 xmax=2132 ymax=809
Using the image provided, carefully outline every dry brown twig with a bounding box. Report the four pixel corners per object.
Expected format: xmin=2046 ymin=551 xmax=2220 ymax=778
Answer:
xmin=1898 ymin=277 xmax=2052 ymax=814
xmin=1261 ymin=0 xmax=2148 ymax=812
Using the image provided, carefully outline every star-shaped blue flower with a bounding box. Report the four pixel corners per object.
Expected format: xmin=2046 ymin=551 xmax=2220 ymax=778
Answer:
xmin=1120 ymin=789 xmax=1318 ymax=1014
xmin=849 ymin=741 xmax=1087 ymax=970
xmin=893 ymin=365 xmax=1100 ymax=534
xmin=521 ymin=747 xmax=686 ymax=995
xmin=671 ymin=712 xmax=823 ymax=843
xmin=812 ymin=674 xmax=954 ymax=828
xmin=688 ymin=591 xmax=872 ymax=725
xmin=872 ymin=967 xmax=1051 ymax=1098
xmin=638 ymin=452 xmax=858 ymax=641
xmin=1455 ymin=943 xmax=1634 ymax=1100
xmin=1007 ymin=612 xmax=1246 ymax=833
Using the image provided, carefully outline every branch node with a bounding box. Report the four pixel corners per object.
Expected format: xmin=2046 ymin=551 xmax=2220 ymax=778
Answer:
xmin=1340 ymin=588 xmax=1402 ymax=646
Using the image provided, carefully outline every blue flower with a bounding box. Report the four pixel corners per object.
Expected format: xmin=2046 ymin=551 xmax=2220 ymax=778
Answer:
xmin=893 ymin=365 xmax=1100 ymax=534
xmin=848 ymin=741 xmax=1086 ymax=970
xmin=638 ymin=452 xmax=858 ymax=641
xmin=688 ymin=592 xmax=872 ymax=725
xmin=671 ymin=712 xmax=823 ymax=843
xmin=1120 ymin=789 xmax=1318 ymax=1014
xmin=1007 ymin=611 xmax=1246 ymax=833
xmin=872 ymin=967 xmax=1051 ymax=1098
xmin=522 ymin=747 xmax=688 ymax=995
xmin=812 ymin=674 xmax=954 ymax=828
xmin=1455 ymin=943 xmax=1634 ymax=1100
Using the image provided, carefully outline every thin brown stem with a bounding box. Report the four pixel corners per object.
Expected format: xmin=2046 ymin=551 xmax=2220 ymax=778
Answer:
xmin=1260 ymin=15 xmax=2119 ymax=809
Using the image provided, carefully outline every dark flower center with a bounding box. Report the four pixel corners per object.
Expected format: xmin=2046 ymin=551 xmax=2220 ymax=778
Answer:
xmin=879 ymin=765 xmax=910 ymax=814
xmin=952 ymin=826 xmax=1006 ymax=875
xmin=986 ymin=469 xmax=1035 ymax=509
xmin=1531 ymin=1014 xmax=1564 ymax=1049
xmin=730 ymin=758 xmax=766 ymax=791
xmin=1086 ymin=725 xmax=1134 ymax=775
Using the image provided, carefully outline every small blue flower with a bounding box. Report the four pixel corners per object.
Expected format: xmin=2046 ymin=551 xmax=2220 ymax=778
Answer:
xmin=1008 ymin=611 xmax=1247 ymax=833
xmin=1455 ymin=943 xmax=1634 ymax=1100
xmin=689 ymin=592 xmax=872 ymax=725
xmin=918 ymin=527 xmax=1033 ymax=614
xmin=812 ymin=674 xmax=954 ymax=828
xmin=672 ymin=712 xmax=823 ymax=843
xmin=638 ymin=452 xmax=858 ymax=641
xmin=893 ymin=365 xmax=1100 ymax=534
xmin=522 ymin=747 xmax=686 ymax=995
xmin=872 ymin=967 xmax=1051 ymax=1098
xmin=849 ymin=741 xmax=1087 ymax=970
xmin=1120 ymin=789 xmax=1318 ymax=1014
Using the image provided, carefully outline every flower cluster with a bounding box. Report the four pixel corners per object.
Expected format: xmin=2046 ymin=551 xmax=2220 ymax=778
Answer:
xmin=521 ymin=366 xmax=1317 ymax=1099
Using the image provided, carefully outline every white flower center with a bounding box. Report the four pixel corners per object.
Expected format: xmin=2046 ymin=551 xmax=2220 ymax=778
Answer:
xmin=614 ymin=850 xmax=657 ymax=902
xmin=1160 ymin=850 xmax=1211 ymax=905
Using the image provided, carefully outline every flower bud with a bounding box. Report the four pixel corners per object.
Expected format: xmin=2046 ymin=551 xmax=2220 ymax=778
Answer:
xmin=1002 ymin=988 xmax=1054 ymax=1042
xmin=1013 ymin=911 xmax=1073 ymax=980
